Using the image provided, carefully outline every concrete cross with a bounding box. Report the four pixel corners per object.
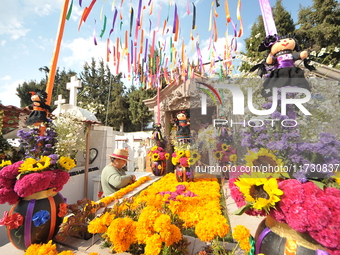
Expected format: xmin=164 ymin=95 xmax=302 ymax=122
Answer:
xmin=54 ymin=94 xmax=66 ymax=116
xmin=66 ymin=76 xmax=82 ymax=106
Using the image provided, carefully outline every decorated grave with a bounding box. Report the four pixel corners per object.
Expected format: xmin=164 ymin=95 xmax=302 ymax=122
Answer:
xmin=1 ymin=0 xmax=340 ymax=254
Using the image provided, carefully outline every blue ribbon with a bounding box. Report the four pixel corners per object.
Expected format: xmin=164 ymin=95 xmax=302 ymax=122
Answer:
xmin=32 ymin=210 xmax=50 ymax=227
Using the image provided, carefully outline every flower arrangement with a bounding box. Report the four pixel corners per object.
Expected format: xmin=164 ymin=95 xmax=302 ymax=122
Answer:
xmin=229 ymin=90 xmax=340 ymax=254
xmin=213 ymin=143 xmax=237 ymax=164
xmin=87 ymin=173 xmax=233 ymax=255
xmin=148 ymin=145 xmax=170 ymax=162
xmin=171 ymin=145 xmax=201 ymax=182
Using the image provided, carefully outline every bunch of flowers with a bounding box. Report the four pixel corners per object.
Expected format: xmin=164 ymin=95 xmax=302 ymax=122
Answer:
xmin=213 ymin=143 xmax=237 ymax=163
xmin=148 ymin=146 xmax=169 ymax=162
xmin=230 ymin=172 xmax=340 ymax=254
xmin=171 ymin=147 xmax=201 ymax=168
xmin=0 ymin=119 xmax=77 ymax=205
xmin=0 ymin=153 xmax=74 ymax=205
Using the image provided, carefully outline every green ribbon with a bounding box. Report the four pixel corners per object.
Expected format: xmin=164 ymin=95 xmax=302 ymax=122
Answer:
xmin=248 ymin=236 xmax=256 ymax=255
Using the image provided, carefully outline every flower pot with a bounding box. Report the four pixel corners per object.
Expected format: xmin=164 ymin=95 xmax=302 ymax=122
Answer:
xmin=151 ymin=160 xmax=165 ymax=176
xmin=255 ymin=216 xmax=328 ymax=255
xmin=7 ymin=189 xmax=65 ymax=250
xmin=175 ymin=166 xmax=194 ymax=182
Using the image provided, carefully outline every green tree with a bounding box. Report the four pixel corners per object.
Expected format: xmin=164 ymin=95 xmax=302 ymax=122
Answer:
xmin=78 ymin=58 xmax=130 ymax=131
xmin=295 ymin=0 xmax=340 ymax=67
xmin=127 ymin=85 xmax=156 ymax=131
xmin=16 ymin=68 xmax=75 ymax=109
xmin=240 ymin=0 xmax=296 ymax=72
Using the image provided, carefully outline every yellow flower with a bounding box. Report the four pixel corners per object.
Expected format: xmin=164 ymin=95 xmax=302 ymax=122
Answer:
xmin=88 ymin=217 xmax=108 ymax=234
xmin=235 ymin=176 xmax=283 ymax=212
xmin=245 ymin=148 xmax=283 ymax=168
xmin=152 ymin=153 xmax=160 ymax=161
xmin=165 ymin=153 xmax=170 ymax=160
xmin=232 ymin=225 xmax=251 ymax=252
xmin=151 ymin=146 xmax=158 ymax=151
xmin=177 ymin=150 xmax=185 ymax=157
xmin=221 ymin=143 xmax=229 ymax=151
xmin=58 ymin=251 xmax=76 ymax=255
xmin=213 ymin=151 xmax=223 ymax=160
xmin=230 ymin=154 xmax=237 ymax=162
xmin=19 ymin=156 xmax=51 ymax=172
xmin=191 ymin=150 xmax=201 ymax=160
xmin=171 ymin=157 xmax=179 ymax=165
xmin=0 ymin=160 xmax=11 ymax=168
xmin=145 ymin=234 xmax=162 ymax=255
xmin=24 ymin=240 xmax=57 ymax=255
xmin=185 ymin=150 xmax=190 ymax=158
xmin=107 ymin=217 xmax=137 ymax=253
xmin=58 ymin=156 xmax=76 ymax=171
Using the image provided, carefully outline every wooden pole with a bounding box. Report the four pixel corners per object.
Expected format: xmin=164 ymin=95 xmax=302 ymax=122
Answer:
xmin=84 ymin=122 xmax=91 ymax=198
xmin=45 ymin=0 xmax=70 ymax=105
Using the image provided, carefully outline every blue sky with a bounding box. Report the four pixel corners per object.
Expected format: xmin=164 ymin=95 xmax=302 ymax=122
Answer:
xmin=0 ymin=0 xmax=312 ymax=107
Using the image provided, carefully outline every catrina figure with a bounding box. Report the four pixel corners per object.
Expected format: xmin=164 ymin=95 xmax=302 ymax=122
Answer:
xmin=26 ymin=90 xmax=52 ymax=131
xmin=251 ymin=34 xmax=315 ymax=97
xmin=174 ymin=110 xmax=190 ymax=141
xmin=152 ymin=123 xmax=165 ymax=148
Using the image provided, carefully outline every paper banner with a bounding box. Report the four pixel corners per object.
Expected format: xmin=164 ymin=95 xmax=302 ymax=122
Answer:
xmin=66 ymin=0 xmax=73 ymax=20
xmin=258 ymin=0 xmax=277 ymax=35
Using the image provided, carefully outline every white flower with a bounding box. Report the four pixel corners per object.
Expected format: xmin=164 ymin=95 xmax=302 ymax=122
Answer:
xmin=310 ymin=51 xmax=317 ymax=56
xmin=334 ymin=47 xmax=339 ymax=52
xmin=255 ymin=33 xmax=261 ymax=39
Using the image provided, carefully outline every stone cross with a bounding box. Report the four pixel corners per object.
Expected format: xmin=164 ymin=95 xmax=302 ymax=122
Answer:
xmin=66 ymin=76 xmax=82 ymax=107
xmin=54 ymin=94 xmax=66 ymax=116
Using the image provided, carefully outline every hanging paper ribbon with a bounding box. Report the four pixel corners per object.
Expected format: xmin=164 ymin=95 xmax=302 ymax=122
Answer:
xmin=225 ymin=0 xmax=231 ymax=23
xmin=79 ymin=0 xmax=82 ymax=7
xmin=100 ymin=15 xmax=107 ymax=38
xmin=136 ymin=0 xmax=143 ymax=28
xmin=109 ymin=7 xmax=118 ymax=37
xmin=107 ymin=38 xmax=110 ymax=62
xmin=192 ymin=3 xmax=196 ymax=30
xmin=149 ymin=0 xmax=154 ymax=15
xmin=172 ymin=4 xmax=177 ymax=34
xmin=216 ymin=0 xmax=220 ymax=7
xmin=208 ymin=4 xmax=213 ymax=31
xmin=129 ymin=7 xmax=134 ymax=37
xmin=186 ymin=0 xmax=190 ymax=15
xmin=258 ymin=0 xmax=277 ymax=36
xmin=237 ymin=0 xmax=243 ymax=37
xmin=93 ymin=20 xmax=97 ymax=45
xmin=66 ymin=0 xmax=73 ymax=20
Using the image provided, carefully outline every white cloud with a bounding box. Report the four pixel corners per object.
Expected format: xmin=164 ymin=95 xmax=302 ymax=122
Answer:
xmin=0 ymin=76 xmax=11 ymax=81
xmin=0 ymin=0 xmax=63 ymax=39
xmin=1 ymin=40 xmax=6 ymax=46
xmin=0 ymin=80 xmax=24 ymax=107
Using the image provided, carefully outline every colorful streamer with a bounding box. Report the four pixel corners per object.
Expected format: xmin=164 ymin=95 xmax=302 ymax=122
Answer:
xmin=258 ymin=0 xmax=277 ymax=35
xmin=129 ymin=7 xmax=134 ymax=37
xmin=66 ymin=0 xmax=73 ymax=20
xmin=192 ymin=3 xmax=196 ymax=30
xmin=99 ymin=15 xmax=107 ymax=38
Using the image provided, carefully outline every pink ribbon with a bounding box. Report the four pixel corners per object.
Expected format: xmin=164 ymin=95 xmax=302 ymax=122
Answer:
xmin=258 ymin=0 xmax=277 ymax=35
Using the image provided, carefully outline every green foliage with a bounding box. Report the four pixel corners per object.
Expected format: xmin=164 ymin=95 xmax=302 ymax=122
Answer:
xmin=295 ymin=0 xmax=340 ymax=68
xmin=127 ymin=85 xmax=156 ymax=131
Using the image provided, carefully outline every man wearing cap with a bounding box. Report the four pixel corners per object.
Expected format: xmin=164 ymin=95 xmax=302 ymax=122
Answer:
xmin=101 ymin=149 xmax=136 ymax=197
